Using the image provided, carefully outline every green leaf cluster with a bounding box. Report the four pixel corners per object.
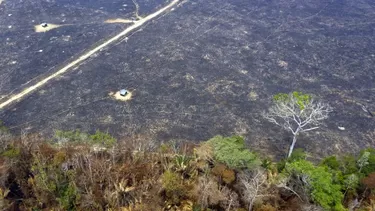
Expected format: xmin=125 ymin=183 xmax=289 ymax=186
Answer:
xmin=207 ymin=135 xmax=260 ymax=169
xmin=286 ymin=160 xmax=346 ymax=211
xmin=273 ymin=91 xmax=312 ymax=110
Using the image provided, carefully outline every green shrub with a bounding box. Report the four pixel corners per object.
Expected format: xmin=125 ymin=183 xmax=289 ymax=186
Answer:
xmin=320 ymin=156 xmax=346 ymax=186
xmin=289 ymin=148 xmax=307 ymax=161
xmin=276 ymin=149 xmax=307 ymax=172
xmin=321 ymin=156 xmax=340 ymax=170
xmin=207 ymin=135 xmax=260 ymax=169
xmin=358 ymin=148 xmax=375 ymax=176
xmin=162 ymin=170 xmax=184 ymax=204
xmin=0 ymin=121 xmax=8 ymax=132
xmin=286 ymin=160 xmax=346 ymax=211
xmin=57 ymin=179 xmax=80 ymax=210
xmin=55 ymin=130 xmax=116 ymax=148
xmin=174 ymin=154 xmax=191 ymax=172
xmin=343 ymin=174 xmax=359 ymax=195
xmin=162 ymin=170 xmax=182 ymax=192
xmin=30 ymin=153 xmax=79 ymax=209
xmin=1 ymin=145 xmax=20 ymax=158
xmin=89 ymin=130 xmax=116 ymax=148
xmin=55 ymin=129 xmax=88 ymax=143
xmin=261 ymin=158 xmax=273 ymax=170
xmin=340 ymin=155 xmax=358 ymax=175
xmin=276 ymin=159 xmax=287 ymax=172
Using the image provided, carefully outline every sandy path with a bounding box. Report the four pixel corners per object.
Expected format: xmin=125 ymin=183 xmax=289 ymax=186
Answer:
xmin=0 ymin=0 xmax=179 ymax=109
xmin=104 ymin=18 xmax=134 ymax=24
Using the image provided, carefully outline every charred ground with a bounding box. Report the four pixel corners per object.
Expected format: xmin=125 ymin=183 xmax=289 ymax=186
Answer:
xmin=0 ymin=0 xmax=374 ymax=158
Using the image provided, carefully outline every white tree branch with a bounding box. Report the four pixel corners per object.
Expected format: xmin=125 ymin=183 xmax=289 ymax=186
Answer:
xmin=263 ymin=93 xmax=332 ymax=157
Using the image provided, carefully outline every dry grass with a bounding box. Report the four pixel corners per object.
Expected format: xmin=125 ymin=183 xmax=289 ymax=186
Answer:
xmin=195 ymin=142 xmax=213 ymax=162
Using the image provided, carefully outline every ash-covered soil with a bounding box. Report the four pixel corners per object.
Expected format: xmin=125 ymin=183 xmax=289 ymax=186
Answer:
xmin=0 ymin=0 xmax=166 ymax=96
xmin=0 ymin=0 xmax=374 ymax=158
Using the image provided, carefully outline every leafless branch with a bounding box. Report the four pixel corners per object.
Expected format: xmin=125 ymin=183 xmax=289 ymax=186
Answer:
xmin=239 ymin=169 xmax=268 ymax=211
xmin=262 ymin=93 xmax=332 ymax=157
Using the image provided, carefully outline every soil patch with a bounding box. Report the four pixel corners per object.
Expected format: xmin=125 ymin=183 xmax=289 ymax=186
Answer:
xmin=109 ymin=91 xmax=133 ymax=101
xmin=34 ymin=23 xmax=67 ymax=33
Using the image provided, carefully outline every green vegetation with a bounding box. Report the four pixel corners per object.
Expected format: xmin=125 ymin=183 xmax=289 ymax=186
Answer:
xmin=89 ymin=130 xmax=116 ymax=148
xmin=1 ymin=144 xmax=20 ymax=158
xmin=0 ymin=121 xmax=8 ymax=132
xmin=286 ymin=160 xmax=345 ymax=211
xmin=358 ymin=148 xmax=375 ymax=175
xmin=273 ymin=91 xmax=312 ymax=110
xmin=207 ymin=135 xmax=260 ymax=169
xmin=30 ymin=150 xmax=80 ymax=210
xmin=55 ymin=129 xmax=116 ymax=147
xmin=0 ymin=128 xmax=374 ymax=210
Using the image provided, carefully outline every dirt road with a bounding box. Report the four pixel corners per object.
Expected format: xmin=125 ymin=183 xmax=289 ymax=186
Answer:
xmin=0 ymin=0 xmax=179 ymax=109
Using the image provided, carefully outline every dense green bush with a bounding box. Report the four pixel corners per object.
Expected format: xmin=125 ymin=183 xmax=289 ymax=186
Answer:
xmin=286 ymin=160 xmax=346 ymax=211
xmin=320 ymin=155 xmax=347 ymax=187
xmin=321 ymin=156 xmax=340 ymax=170
xmin=340 ymin=155 xmax=358 ymax=175
xmin=277 ymin=148 xmax=307 ymax=172
xmin=207 ymin=135 xmax=260 ymax=169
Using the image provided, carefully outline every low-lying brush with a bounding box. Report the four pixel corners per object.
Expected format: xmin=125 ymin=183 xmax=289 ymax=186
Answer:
xmin=0 ymin=130 xmax=374 ymax=210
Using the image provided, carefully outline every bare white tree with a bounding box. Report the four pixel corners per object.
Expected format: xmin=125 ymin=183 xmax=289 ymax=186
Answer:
xmin=238 ymin=169 xmax=268 ymax=211
xmin=262 ymin=92 xmax=332 ymax=157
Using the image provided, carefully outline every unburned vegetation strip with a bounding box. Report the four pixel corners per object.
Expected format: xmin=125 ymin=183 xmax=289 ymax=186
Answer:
xmin=0 ymin=126 xmax=375 ymax=210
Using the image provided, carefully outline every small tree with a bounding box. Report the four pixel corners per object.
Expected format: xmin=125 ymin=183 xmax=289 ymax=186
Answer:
xmin=238 ymin=168 xmax=268 ymax=211
xmin=263 ymin=92 xmax=332 ymax=157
